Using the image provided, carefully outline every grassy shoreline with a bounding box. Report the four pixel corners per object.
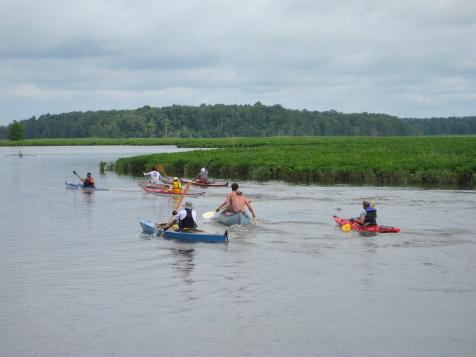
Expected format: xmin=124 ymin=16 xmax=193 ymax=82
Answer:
xmin=106 ymin=136 xmax=476 ymax=188
xmin=3 ymin=136 xmax=475 ymax=187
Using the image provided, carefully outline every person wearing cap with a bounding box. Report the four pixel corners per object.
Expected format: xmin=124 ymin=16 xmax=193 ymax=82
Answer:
xmin=171 ymin=177 xmax=182 ymax=194
xmin=164 ymin=201 xmax=198 ymax=231
xmin=356 ymin=200 xmax=377 ymax=226
xmin=81 ymin=172 xmax=95 ymax=188
xmin=215 ymin=183 xmax=256 ymax=220
xmin=197 ymin=167 xmax=209 ymax=184
xmin=143 ymin=170 xmax=164 ymax=185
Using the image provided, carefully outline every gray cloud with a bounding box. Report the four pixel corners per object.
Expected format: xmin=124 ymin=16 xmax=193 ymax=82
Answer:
xmin=0 ymin=0 xmax=475 ymax=125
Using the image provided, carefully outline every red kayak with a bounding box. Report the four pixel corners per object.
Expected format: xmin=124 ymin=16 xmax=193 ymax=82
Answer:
xmin=169 ymin=178 xmax=228 ymax=187
xmin=181 ymin=178 xmax=228 ymax=187
xmin=141 ymin=185 xmax=205 ymax=197
xmin=333 ymin=216 xmax=400 ymax=233
xmin=138 ymin=180 xmax=170 ymax=190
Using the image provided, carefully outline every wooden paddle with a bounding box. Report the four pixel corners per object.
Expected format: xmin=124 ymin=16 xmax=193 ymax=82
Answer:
xmin=155 ymin=164 xmax=170 ymax=182
xmin=160 ymin=179 xmax=195 ymax=238
xmin=160 ymin=158 xmax=213 ymax=237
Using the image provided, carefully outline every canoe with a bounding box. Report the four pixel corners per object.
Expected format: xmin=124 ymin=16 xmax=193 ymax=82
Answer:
xmin=333 ymin=215 xmax=400 ymax=233
xmin=139 ymin=220 xmax=228 ymax=244
xmin=180 ymin=178 xmax=229 ymax=187
xmin=138 ymin=180 xmax=170 ymax=190
xmin=140 ymin=185 xmax=205 ymax=197
xmin=65 ymin=181 xmax=109 ymax=192
xmin=214 ymin=211 xmax=252 ymax=226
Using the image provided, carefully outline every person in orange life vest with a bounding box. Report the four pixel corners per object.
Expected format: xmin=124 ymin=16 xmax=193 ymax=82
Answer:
xmin=81 ymin=172 xmax=95 ymax=188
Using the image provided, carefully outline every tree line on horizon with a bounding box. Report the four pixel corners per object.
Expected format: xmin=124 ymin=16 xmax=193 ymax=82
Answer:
xmin=1 ymin=103 xmax=476 ymax=139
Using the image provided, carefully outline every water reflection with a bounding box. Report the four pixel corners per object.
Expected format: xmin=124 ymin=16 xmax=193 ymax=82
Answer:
xmin=169 ymin=248 xmax=195 ymax=286
xmin=1 ymin=146 xmax=476 ymax=357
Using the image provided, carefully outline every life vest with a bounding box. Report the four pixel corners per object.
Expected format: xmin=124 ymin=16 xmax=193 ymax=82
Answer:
xmin=364 ymin=207 xmax=377 ymax=226
xmin=172 ymin=180 xmax=182 ymax=193
xmin=84 ymin=177 xmax=95 ymax=188
xmin=178 ymin=208 xmax=197 ymax=229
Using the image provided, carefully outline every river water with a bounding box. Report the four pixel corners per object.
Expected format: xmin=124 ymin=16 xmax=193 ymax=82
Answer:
xmin=1 ymin=146 xmax=475 ymax=357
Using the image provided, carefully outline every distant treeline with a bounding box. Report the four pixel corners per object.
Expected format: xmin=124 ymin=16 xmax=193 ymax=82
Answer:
xmin=1 ymin=103 xmax=476 ymax=139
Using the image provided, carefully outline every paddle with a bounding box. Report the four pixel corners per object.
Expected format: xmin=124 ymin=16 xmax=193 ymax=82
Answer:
xmin=155 ymin=164 xmax=170 ymax=182
xmin=202 ymin=205 xmax=228 ymax=219
xmin=202 ymin=210 xmax=218 ymax=219
xmin=248 ymin=200 xmax=257 ymax=225
xmin=73 ymin=170 xmax=82 ymax=180
xmin=160 ymin=179 xmax=195 ymax=238
xmin=160 ymin=158 xmax=213 ymax=237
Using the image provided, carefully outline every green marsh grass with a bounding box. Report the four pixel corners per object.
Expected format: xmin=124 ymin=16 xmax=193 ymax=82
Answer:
xmin=111 ymin=136 xmax=476 ymax=188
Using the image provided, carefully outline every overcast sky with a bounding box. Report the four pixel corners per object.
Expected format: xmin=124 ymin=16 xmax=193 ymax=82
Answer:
xmin=0 ymin=0 xmax=475 ymax=125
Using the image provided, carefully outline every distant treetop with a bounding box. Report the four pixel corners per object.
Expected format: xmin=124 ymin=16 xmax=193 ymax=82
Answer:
xmin=0 ymin=104 xmax=475 ymax=139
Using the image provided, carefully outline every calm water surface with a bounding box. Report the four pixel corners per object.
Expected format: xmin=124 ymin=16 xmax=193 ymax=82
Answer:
xmin=1 ymin=146 xmax=475 ymax=356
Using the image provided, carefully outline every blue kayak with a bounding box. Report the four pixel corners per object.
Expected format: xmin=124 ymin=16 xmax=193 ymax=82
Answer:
xmin=65 ymin=181 xmax=109 ymax=192
xmin=214 ymin=211 xmax=252 ymax=226
xmin=140 ymin=220 xmax=228 ymax=244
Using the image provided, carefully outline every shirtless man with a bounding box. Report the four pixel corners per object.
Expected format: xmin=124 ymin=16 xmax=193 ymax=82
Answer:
xmin=216 ymin=183 xmax=256 ymax=222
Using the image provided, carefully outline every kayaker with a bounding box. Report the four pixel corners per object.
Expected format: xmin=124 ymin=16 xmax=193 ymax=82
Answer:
xmin=357 ymin=200 xmax=377 ymax=226
xmin=197 ymin=167 xmax=209 ymax=184
xmin=81 ymin=172 xmax=95 ymax=188
xmin=215 ymin=183 xmax=256 ymax=220
xmin=164 ymin=201 xmax=198 ymax=231
xmin=143 ymin=170 xmax=163 ymax=185
xmin=171 ymin=177 xmax=182 ymax=194
xmin=216 ymin=182 xmax=239 ymax=212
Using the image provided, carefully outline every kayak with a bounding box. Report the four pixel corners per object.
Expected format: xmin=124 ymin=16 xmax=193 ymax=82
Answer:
xmin=214 ymin=211 xmax=252 ymax=226
xmin=180 ymin=178 xmax=229 ymax=187
xmin=333 ymin=216 xmax=400 ymax=233
xmin=140 ymin=185 xmax=205 ymax=197
xmin=139 ymin=220 xmax=228 ymax=244
xmin=138 ymin=180 xmax=170 ymax=190
xmin=65 ymin=181 xmax=109 ymax=192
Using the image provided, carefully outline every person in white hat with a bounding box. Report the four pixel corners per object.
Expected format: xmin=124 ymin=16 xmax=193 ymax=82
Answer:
xmin=197 ymin=167 xmax=209 ymax=184
xmin=164 ymin=201 xmax=198 ymax=231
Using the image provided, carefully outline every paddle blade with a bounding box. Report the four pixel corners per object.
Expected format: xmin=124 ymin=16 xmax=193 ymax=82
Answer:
xmin=202 ymin=211 xmax=216 ymax=219
xmin=341 ymin=223 xmax=352 ymax=232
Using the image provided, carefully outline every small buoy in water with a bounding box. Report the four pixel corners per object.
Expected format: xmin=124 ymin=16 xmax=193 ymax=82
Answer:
xmin=341 ymin=223 xmax=352 ymax=232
